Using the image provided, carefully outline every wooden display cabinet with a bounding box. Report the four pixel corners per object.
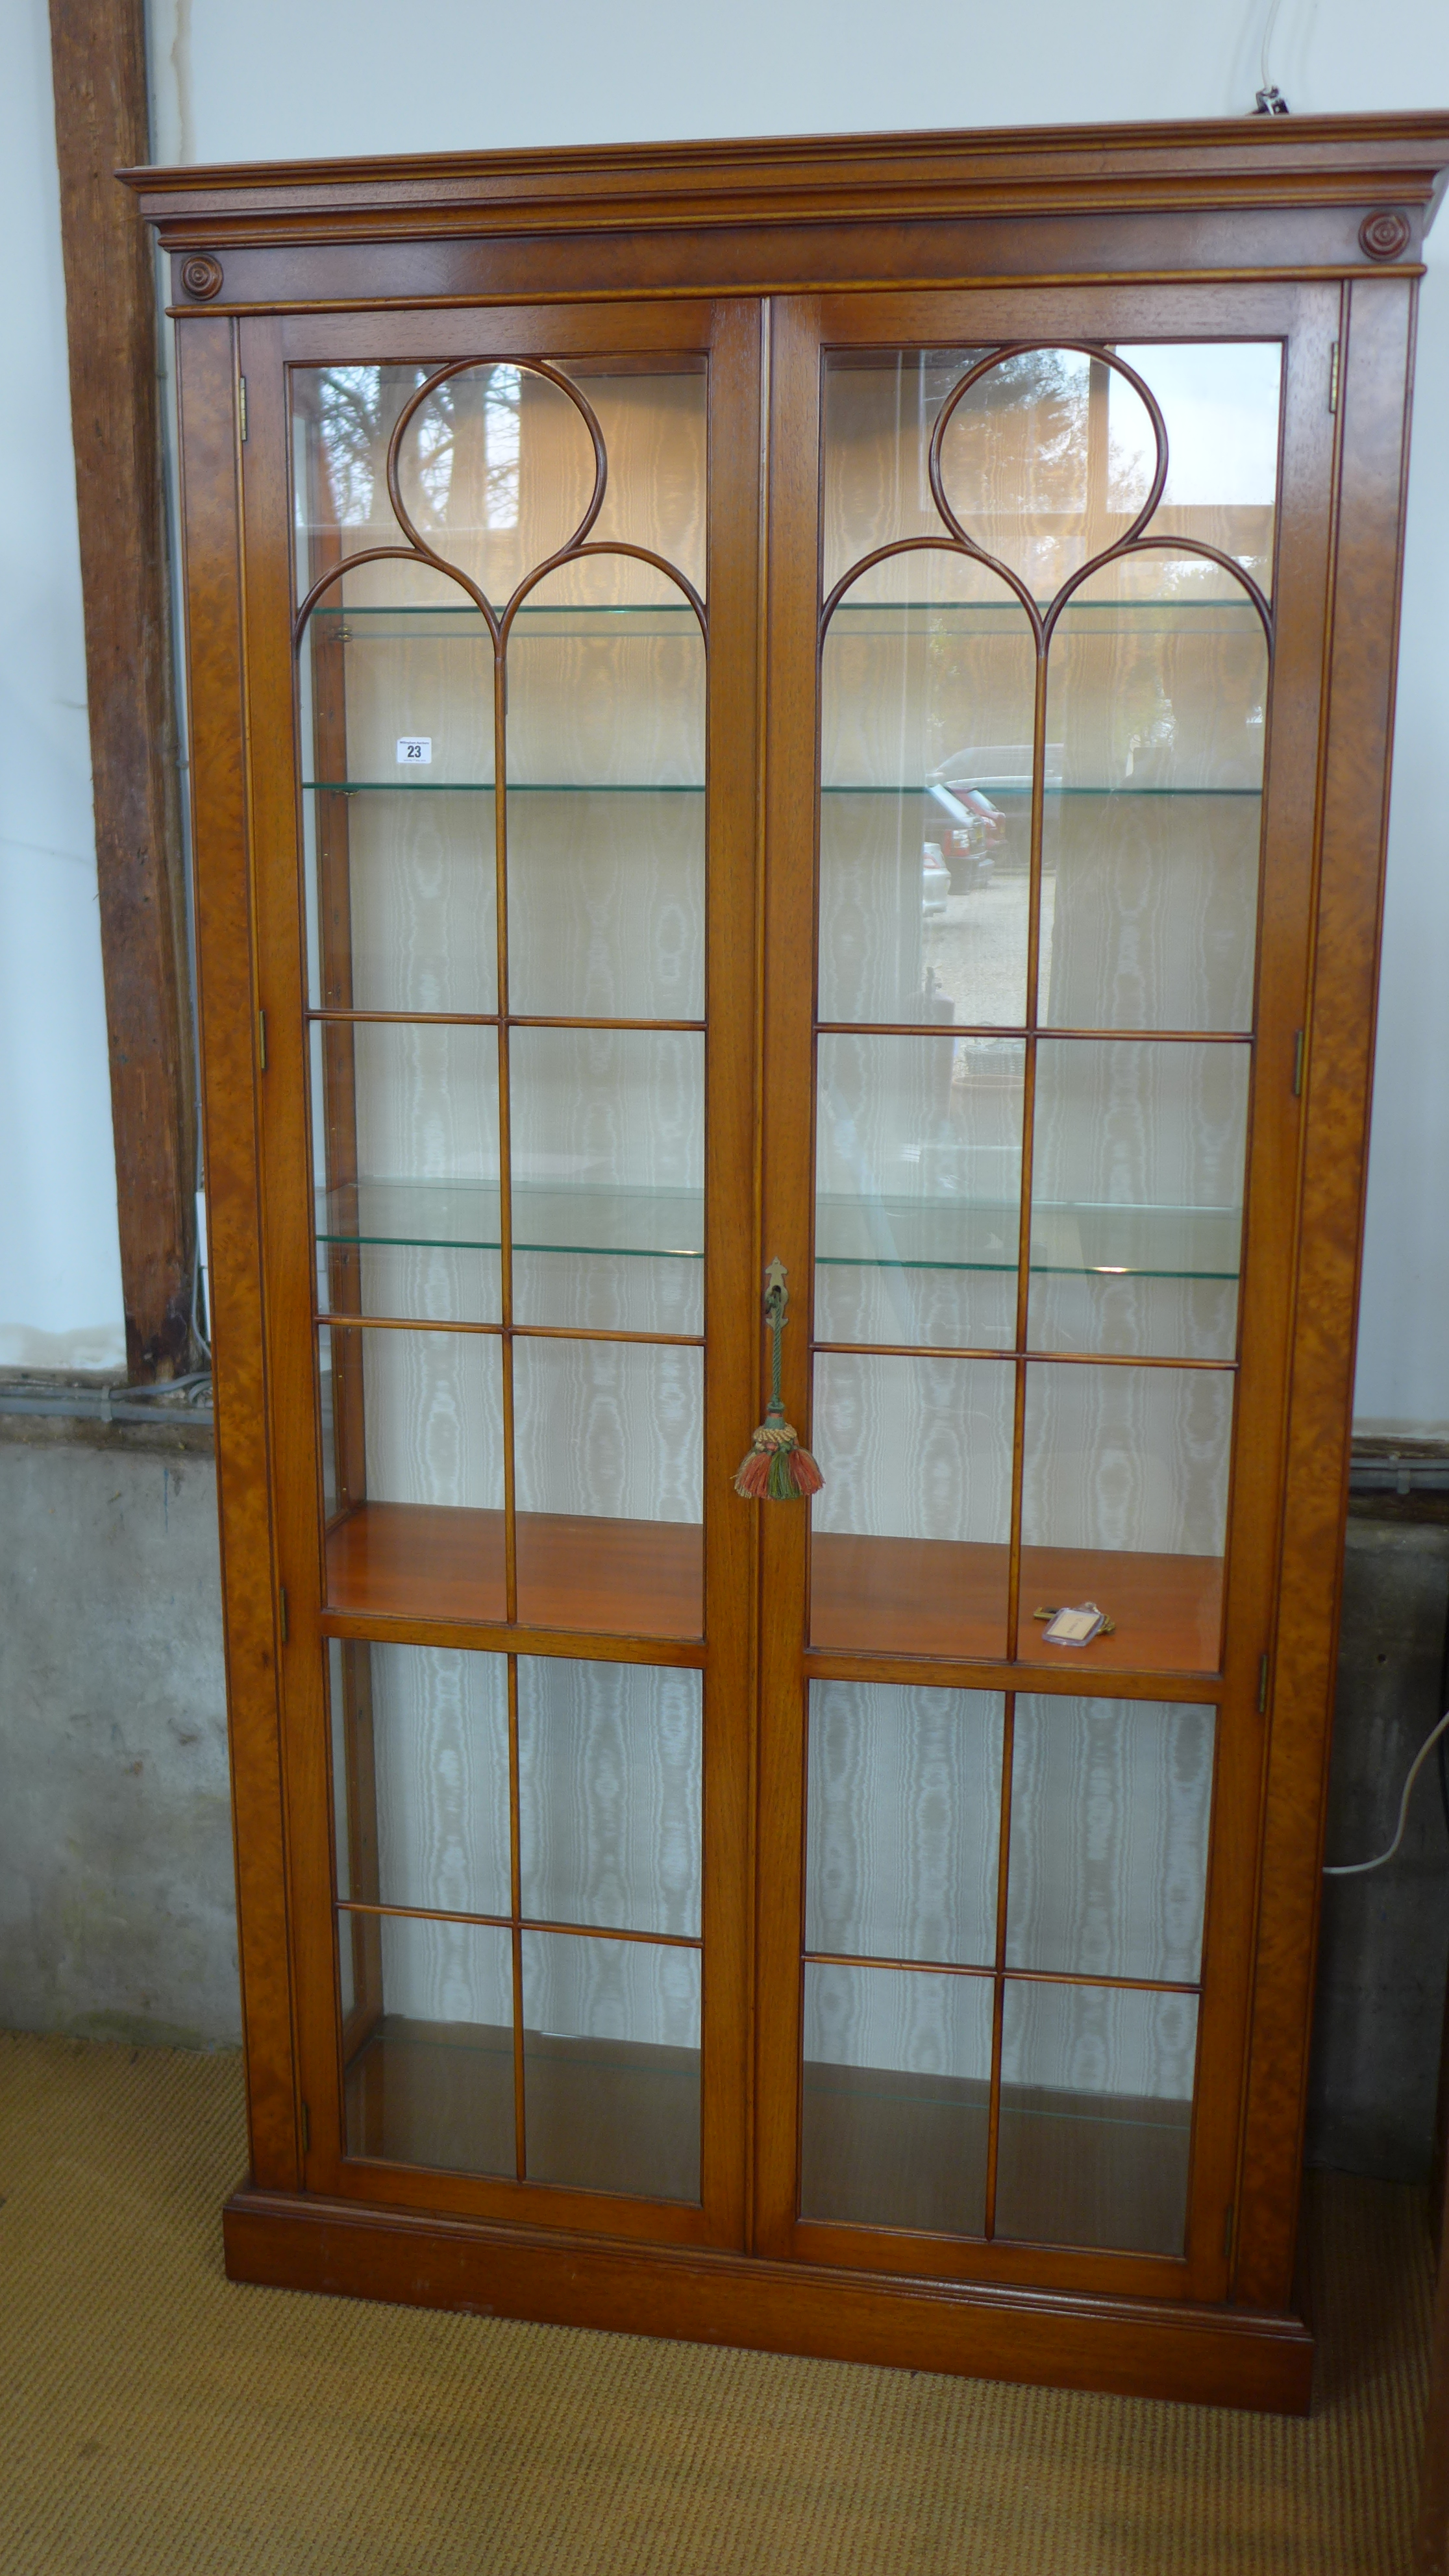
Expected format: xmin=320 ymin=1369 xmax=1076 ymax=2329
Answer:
xmin=127 ymin=115 xmax=1449 ymax=2412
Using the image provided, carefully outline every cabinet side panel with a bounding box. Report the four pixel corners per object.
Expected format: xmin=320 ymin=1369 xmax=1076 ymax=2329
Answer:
xmin=1235 ymin=279 xmax=1415 ymax=2307
xmin=176 ymin=316 xmax=299 ymax=2190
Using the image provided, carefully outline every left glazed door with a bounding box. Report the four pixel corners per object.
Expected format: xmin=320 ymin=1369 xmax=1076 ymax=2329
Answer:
xmin=241 ymin=301 xmax=762 ymax=2248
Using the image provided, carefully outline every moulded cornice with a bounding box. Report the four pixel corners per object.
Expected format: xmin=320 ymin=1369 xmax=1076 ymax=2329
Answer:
xmin=120 ymin=112 xmax=1449 ymax=251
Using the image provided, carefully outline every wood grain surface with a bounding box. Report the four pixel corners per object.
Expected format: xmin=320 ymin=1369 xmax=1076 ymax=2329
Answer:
xmin=49 ymin=0 xmax=193 ymax=1378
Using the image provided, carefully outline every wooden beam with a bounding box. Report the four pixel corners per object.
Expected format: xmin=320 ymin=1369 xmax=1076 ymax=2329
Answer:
xmin=49 ymin=0 xmax=193 ymax=1381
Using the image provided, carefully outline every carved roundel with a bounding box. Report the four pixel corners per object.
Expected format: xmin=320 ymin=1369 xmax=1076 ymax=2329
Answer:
xmin=1359 ymin=211 xmax=1411 ymax=263
xmin=180 ymin=254 xmax=225 ymax=301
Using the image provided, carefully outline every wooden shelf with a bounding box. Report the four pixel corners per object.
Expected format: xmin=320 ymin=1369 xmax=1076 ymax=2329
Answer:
xmin=325 ymin=1502 xmax=704 ymax=1639
xmin=810 ymin=1534 xmax=1222 ymax=1674
xmin=325 ymin=1507 xmax=1217 ymax=1670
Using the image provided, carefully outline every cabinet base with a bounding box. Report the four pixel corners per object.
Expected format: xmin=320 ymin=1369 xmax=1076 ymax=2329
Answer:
xmin=223 ymin=2185 xmax=1314 ymax=2414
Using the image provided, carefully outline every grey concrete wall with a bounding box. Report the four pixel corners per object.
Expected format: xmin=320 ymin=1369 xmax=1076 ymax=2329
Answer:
xmin=3 ymin=1418 xmax=1448 ymax=2176
xmin=0 ymin=1417 xmax=238 ymax=2048
xmin=1306 ymin=1509 xmax=1449 ymax=2182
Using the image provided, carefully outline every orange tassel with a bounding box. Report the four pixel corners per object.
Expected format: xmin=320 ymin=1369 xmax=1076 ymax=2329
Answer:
xmin=734 ymin=1406 xmax=824 ymax=1502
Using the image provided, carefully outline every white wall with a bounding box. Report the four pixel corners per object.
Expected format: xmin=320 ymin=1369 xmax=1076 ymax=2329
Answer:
xmin=1 ymin=3 xmax=125 ymax=1372
xmin=10 ymin=0 xmax=1448 ymax=1418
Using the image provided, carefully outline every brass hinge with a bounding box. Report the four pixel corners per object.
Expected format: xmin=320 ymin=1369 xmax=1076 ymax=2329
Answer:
xmin=1328 ymin=341 xmax=1340 ymax=415
xmin=301 ymin=2101 xmax=310 ymax=2153
xmin=258 ymin=1007 xmax=267 ymax=1072
xmin=279 ymin=1585 xmax=289 ymax=1645
xmin=1292 ymin=1029 xmax=1306 ymax=1096
xmin=1258 ymin=1653 xmax=1270 ymax=1715
xmin=239 ymin=374 xmax=248 ymax=442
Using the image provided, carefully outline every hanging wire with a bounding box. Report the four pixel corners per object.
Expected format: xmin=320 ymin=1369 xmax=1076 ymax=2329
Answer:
xmin=1254 ymin=0 xmax=1291 ymax=112
xmin=1324 ymin=1705 xmax=1449 ymax=1876
xmin=1423 ymin=1566 xmax=1433 ymax=1834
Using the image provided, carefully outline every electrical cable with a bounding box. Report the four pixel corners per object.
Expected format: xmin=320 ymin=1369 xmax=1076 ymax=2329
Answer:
xmin=1324 ymin=1704 xmax=1449 ymax=1876
xmin=1438 ymin=1572 xmax=1449 ymax=1839
xmin=190 ymin=1220 xmax=212 ymax=1363
xmin=1254 ymin=0 xmax=1291 ymax=113
xmin=1260 ymin=0 xmax=1283 ymax=95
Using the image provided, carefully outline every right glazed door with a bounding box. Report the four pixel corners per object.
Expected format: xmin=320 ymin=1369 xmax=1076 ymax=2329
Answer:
xmin=756 ymin=286 xmax=1335 ymax=2300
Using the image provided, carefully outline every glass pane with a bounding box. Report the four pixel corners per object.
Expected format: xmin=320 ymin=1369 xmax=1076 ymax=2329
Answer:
xmin=1041 ymin=561 xmax=1268 ymax=1032
xmin=510 ymin=1028 xmax=703 ymax=1335
xmin=823 ymin=349 xmax=987 ymax=593
xmin=320 ymin=1323 xmax=505 ymax=1516
xmin=806 ymin=1681 xmax=1002 ymax=1965
xmin=935 ymin=348 xmax=1158 ymax=601
xmin=303 ymin=787 xmax=496 ymax=1017
xmin=569 ymin=365 xmax=706 ymax=595
xmin=512 ymin=1339 xmax=703 ymax=1639
xmin=299 ymin=591 xmax=496 ymax=786
xmin=1028 ymin=1039 xmax=1248 ymax=1361
xmin=801 ymin=1963 xmax=991 ymax=2234
xmin=293 ymin=364 xmax=431 ymax=600
xmin=519 ymin=1657 xmax=702 ymax=1937
xmin=1019 ymin=1361 xmax=1231 ymax=1671
xmin=521 ymin=1929 xmax=700 ymax=2199
xmin=1113 ymin=342 xmax=1282 ymax=599
xmin=328 ymin=1640 xmax=510 ymax=1919
xmin=996 ymin=1980 xmax=1197 ymax=2255
xmin=311 ymin=1022 xmax=501 ymax=1326
xmin=819 ymin=553 xmax=1035 ymax=1029
xmin=507 ymin=564 xmax=704 ymax=789
xmin=815 ymin=1034 xmax=1022 ymax=1350
xmin=296 ymin=565 xmax=497 ymax=1017
xmin=1006 ymin=1697 xmax=1215 ymax=1983
xmin=506 ymin=789 xmax=704 ymax=1021
xmin=810 ymin=1354 xmax=1013 ymax=1657
xmin=320 ymin=1324 xmax=506 ymax=1623
xmin=342 ymin=1913 xmax=514 ymax=2177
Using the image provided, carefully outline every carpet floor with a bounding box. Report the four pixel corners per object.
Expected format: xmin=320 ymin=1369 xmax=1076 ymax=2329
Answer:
xmin=0 ymin=2029 xmax=1433 ymax=2574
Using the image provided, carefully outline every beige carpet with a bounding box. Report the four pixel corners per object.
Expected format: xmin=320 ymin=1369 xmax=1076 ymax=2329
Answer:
xmin=0 ymin=2030 xmax=1433 ymax=2575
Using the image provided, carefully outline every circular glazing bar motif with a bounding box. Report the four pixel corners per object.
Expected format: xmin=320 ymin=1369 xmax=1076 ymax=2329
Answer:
xmin=926 ymin=343 xmax=1170 ymax=621
xmin=385 ymin=358 xmax=609 ymax=618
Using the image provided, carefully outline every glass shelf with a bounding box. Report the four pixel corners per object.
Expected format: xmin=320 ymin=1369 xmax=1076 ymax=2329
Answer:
xmin=824 ymin=601 xmax=1265 ymax=630
xmin=317 ymin=1182 xmax=1235 ymax=1282
xmin=301 ymin=781 xmax=1251 ymax=795
xmin=817 ymin=1195 xmax=1240 ymax=1281
xmin=307 ymin=600 xmax=1261 ymax=623
xmin=818 ymin=784 xmax=1260 ymax=797
xmin=307 ymin=606 xmax=701 ymax=639
xmin=302 ymin=782 xmax=704 ymax=794
xmin=317 ymin=1179 xmax=704 ymax=1262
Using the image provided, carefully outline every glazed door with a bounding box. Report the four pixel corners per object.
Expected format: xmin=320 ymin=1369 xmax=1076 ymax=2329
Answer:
xmin=247 ymin=301 xmax=760 ymax=2246
xmin=756 ymin=288 xmax=1337 ymax=2297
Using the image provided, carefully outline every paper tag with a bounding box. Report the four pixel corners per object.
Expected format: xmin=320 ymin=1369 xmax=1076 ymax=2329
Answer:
xmin=396 ymin=736 xmax=432 ymax=766
xmin=1042 ymin=1603 xmax=1107 ymax=1648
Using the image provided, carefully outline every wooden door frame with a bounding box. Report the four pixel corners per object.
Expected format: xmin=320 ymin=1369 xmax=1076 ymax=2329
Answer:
xmin=752 ymin=278 xmax=1343 ymax=2308
xmin=238 ymin=297 xmax=763 ymax=2251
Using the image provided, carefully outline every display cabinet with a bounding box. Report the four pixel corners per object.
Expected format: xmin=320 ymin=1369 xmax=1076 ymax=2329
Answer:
xmin=128 ymin=114 xmax=1449 ymax=2411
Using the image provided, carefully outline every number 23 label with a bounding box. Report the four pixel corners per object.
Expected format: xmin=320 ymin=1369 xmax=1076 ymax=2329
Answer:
xmin=396 ymin=736 xmax=432 ymax=765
